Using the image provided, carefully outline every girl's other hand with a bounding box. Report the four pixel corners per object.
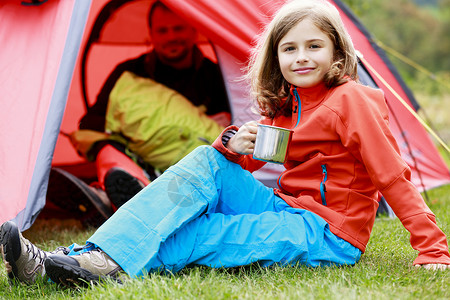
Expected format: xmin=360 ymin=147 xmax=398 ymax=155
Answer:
xmin=227 ymin=121 xmax=258 ymax=155
xmin=415 ymin=263 xmax=449 ymax=270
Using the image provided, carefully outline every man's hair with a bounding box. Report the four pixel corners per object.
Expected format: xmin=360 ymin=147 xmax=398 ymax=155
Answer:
xmin=147 ymin=1 xmax=170 ymax=28
xmin=246 ymin=0 xmax=358 ymax=118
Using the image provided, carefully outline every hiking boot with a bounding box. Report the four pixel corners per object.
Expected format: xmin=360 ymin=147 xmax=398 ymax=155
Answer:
xmin=46 ymin=168 xmax=114 ymax=228
xmin=104 ymin=168 xmax=145 ymax=209
xmin=45 ymin=248 xmax=123 ymax=287
xmin=0 ymin=221 xmax=69 ymax=285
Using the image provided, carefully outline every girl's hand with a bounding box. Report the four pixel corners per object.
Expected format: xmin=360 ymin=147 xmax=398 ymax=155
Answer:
xmin=227 ymin=121 xmax=258 ymax=155
xmin=415 ymin=263 xmax=449 ymax=270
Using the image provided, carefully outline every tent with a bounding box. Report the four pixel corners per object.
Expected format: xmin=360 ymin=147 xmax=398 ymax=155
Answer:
xmin=1 ymin=0 xmax=449 ymax=231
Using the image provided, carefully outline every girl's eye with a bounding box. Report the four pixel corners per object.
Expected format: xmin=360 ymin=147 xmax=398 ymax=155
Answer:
xmin=309 ymin=44 xmax=322 ymax=49
xmin=284 ymin=46 xmax=295 ymax=52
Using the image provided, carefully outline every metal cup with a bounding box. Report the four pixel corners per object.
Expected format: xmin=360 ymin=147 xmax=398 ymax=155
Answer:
xmin=253 ymin=124 xmax=293 ymax=164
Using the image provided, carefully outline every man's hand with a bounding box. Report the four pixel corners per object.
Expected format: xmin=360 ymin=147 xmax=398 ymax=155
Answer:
xmin=68 ymin=130 xmax=110 ymax=157
xmin=227 ymin=121 xmax=258 ymax=155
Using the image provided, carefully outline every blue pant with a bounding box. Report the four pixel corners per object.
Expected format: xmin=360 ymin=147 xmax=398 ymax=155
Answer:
xmin=83 ymin=146 xmax=360 ymax=276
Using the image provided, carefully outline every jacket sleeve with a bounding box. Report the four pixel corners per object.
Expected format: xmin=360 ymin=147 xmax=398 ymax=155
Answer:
xmin=79 ymin=56 xmax=145 ymax=131
xmin=212 ymin=126 xmax=266 ymax=172
xmin=79 ymin=65 xmax=127 ymax=131
xmin=334 ymin=84 xmax=450 ymax=265
xmin=382 ymin=172 xmax=450 ymax=265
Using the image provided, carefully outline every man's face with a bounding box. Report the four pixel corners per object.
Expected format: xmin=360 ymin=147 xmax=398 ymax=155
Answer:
xmin=150 ymin=7 xmax=197 ymax=68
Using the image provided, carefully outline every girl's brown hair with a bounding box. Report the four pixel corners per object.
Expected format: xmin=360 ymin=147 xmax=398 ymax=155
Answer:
xmin=246 ymin=0 xmax=358 ymax=118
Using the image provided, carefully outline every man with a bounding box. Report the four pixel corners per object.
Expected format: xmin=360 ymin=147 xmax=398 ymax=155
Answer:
xmin=47 ymin=1 xmax=231 ymax=227
xmin=79 ymin=1 xmax=230 ymax=131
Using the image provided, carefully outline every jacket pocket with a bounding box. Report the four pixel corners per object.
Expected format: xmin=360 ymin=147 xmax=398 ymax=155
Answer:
xmin=320 ymin=164 xmax=328 ymax=205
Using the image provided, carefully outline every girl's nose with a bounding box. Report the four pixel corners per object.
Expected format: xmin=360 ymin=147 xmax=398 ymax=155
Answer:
xmin=296 ymin=50 xmax=309 ymax=63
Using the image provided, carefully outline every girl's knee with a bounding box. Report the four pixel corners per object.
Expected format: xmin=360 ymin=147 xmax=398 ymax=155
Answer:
xmin=195 ymin=145 xmax=215 ymax=154
xmin=188 ymin=145 xmax=226 ymax=166
xmin=186 ymin=145 xmax=214 ymax=158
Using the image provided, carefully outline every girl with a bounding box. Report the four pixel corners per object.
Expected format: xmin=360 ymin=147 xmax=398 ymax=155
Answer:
xmin=2 ymin=0 xmax=448 ymax=287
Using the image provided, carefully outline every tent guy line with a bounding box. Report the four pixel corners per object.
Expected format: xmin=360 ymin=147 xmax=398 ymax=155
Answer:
xmin=359 ymin=55 xmax=450 ymax=153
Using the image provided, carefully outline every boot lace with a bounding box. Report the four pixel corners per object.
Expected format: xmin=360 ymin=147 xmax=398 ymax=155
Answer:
xmin=24 ymin=239 xmax=47 ymax=264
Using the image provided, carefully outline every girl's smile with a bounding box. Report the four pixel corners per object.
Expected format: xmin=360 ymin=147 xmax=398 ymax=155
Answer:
xmin=277 ymin=18 xmax=334 ymax=88
xmin=294 ymin=67 xmax=315 ymax=74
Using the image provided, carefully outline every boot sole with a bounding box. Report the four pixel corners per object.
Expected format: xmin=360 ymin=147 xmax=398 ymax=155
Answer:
xmin=45 ymin=256 xmax=103 ymax=288
xmin=0 ymin=221 xmax=21 ymax=281
xmin=47 ymin=168 xmax=113 ymax=227
xmin=104 ymin=168 xmax=144 ymax=209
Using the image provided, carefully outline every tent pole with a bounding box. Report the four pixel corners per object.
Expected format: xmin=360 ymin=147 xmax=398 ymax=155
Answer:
xmin=386 ymin=101 xmax=430 ymax=202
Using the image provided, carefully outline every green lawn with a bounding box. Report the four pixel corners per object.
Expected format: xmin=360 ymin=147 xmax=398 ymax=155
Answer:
xmin=1 ymin=184 xmax=449 ymax=299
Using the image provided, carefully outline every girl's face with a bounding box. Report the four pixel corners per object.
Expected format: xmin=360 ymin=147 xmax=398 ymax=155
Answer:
xmin=277 ymin=18 xmax=334 ymax=88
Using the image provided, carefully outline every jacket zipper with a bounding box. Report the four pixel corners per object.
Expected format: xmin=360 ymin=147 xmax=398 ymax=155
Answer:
xmin=320 ymin=164 xmax=328 ymax=205
xmin=292 ymin=88 xmax=302 ymax=128
xmin=278 ymin=88 xmax=302 ymax=191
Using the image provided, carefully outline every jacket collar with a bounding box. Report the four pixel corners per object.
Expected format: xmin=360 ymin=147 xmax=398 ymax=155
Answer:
xmin=289 ymin=82 xmax=329 ymax=111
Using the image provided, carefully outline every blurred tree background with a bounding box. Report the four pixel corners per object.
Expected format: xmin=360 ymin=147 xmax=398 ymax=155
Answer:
xmin=342 ymin=0 xmax=450 ymax=143
xmin=342 ymin=0 xmax=450 ymax=95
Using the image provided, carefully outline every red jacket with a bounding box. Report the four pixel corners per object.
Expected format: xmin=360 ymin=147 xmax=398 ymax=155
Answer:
xmin=212 ymin=80 xmax=450 ymax=265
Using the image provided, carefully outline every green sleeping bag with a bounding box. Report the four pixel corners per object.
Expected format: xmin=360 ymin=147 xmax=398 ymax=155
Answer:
xmin=106 ymin=71 xmax=225 ymax=171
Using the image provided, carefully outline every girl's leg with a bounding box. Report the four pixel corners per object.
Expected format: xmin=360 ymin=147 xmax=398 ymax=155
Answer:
xmin=155 ymin=208 xmax=361 ymax=273
xmin=86 ymin=146 xmax=280 ymax=276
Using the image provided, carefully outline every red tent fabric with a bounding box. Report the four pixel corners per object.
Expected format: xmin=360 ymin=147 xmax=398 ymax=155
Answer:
xmin=0 ymin=0 xmax=91 ymax=230
xmin=1 ymin=0 xmax=449 ymax=230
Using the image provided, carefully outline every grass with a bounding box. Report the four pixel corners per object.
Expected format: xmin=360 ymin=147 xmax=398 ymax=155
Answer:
xmin=0 ymin=184 xmax=449 ymax=299
xmin=1 ymin=88 xmax=449 ymax=299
